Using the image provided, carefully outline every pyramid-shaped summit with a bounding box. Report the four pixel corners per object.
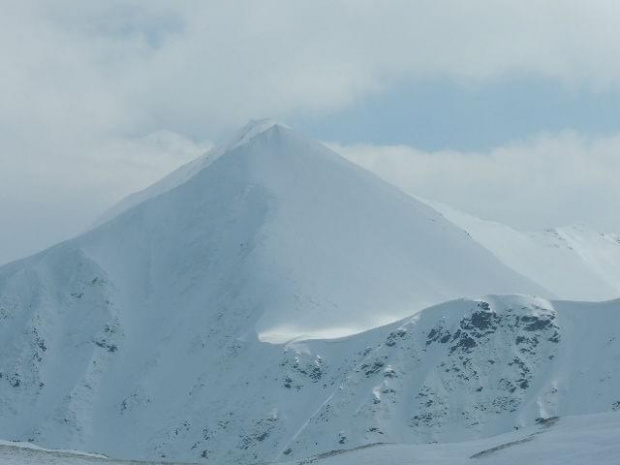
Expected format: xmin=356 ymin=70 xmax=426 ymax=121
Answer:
xmin=90 ymin=118 xmax=286 ymax=227
xmin=82 ymin=121 xmax=546 ymax=341
xmin=6 ymin=122 xmax=548 ymax=340
xmin=0 ymin=121 xmax=552 ymax=461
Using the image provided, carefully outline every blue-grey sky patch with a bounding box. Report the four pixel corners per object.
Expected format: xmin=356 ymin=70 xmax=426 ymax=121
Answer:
xmin=295 ymin=78 xmax=620 ymax=151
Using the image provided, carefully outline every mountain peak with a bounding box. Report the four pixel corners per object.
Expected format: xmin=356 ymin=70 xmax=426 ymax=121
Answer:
xmin=223 ymin=118 xmax=290 ymax=152
xmin=92 ymin=120 xmax=293 ymax=228
xmin=83 ymin=120 xmax=547 ymax=342
xmin=0 ymin=118 xmax=569 ymax=464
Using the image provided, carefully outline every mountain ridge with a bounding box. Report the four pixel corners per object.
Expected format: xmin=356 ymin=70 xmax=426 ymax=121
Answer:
xmin=91 ymin=119 xmax=285 ymax=229
xmin=426 ymin=199 xmax=620 ymax=301
xmin=65 ymin=122 xmax=548 ymax=340
xmin=0 ymin=122 xmax=617 ymax=464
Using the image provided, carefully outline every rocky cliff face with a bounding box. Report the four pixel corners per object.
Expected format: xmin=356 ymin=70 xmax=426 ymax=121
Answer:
xmin=2 ymin=282 xmax=619 ymax=465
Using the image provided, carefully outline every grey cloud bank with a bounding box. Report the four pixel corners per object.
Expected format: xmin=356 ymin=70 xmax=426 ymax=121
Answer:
xmin=333 ymin=131 xmax=620 ymax=233
xmin=1 ymin=1 xmax=620 ymax=264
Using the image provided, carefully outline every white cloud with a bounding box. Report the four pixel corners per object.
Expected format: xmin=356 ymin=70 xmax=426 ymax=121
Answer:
xmin=0 ymin=130 xmax=210 ymax=265
xmin=332 ymin=131 xmax=620 ymax=232
xmin=2 ymin=1 xmax=620 ymax=263
xmin=4 ymin=1 xmax=620 ymax=138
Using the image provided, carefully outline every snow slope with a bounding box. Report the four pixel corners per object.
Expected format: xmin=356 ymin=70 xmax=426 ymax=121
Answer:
xmin=428 ymin=200 xmax=620 ymax=301
xmin=2 ymin=412 xmax=620 ymax=464
xmin=268 ymin=296 xmax=620 ymax=461
xmin=99 ymin=121 xmax=620 ymax=306
xmin=91 ymin=119 xmax=284 ymax=229
xmin=2 ymin=121 xmax=546 ymax=341
xmin=0 ymin=122 xmax=617 ymax=464
xmin=1 ymin=292 xmax=619 ymax=463
xmin=279 ymin=412 xmax=620 ymax=465
xmin=0 ymin=440 xmax=109 ymax=465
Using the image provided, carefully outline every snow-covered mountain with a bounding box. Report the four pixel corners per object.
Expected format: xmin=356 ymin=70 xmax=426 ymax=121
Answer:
xmin=0 ymin=122 xmax=618 ymax=464
xmin=428 ymin=200 xmax=620 ymax=301
xmin=91 ymin=120 xmax=285 ymax=229
xmin=1 ymin=290 xmax=619 ymax=463
xmin=1 ymin=121 xmax=544 ymax=341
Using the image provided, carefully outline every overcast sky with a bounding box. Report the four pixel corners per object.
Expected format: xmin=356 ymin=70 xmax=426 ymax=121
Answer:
xmin=1 ymin=1 xmax=620 ymax=265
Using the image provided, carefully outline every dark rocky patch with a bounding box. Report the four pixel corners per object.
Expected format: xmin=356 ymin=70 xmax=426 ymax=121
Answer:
xmin=385 ymin=328 xmax=407 ymax=347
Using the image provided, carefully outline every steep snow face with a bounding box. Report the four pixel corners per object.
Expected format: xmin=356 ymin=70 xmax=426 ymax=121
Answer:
xmin=429 ymin=201 xmax=620 ymax=301
xmin=91 ymin=119 xmax=282 ymax=228
xmin=1 ymin=292 xmax=619 ymax=464
xmin=1 ymin=122 xmax=606 ymax=464
xmin=68 ymin=123 xmax=546 ymax=341
xmin=273 ymin=296 xmax=620 ymax=461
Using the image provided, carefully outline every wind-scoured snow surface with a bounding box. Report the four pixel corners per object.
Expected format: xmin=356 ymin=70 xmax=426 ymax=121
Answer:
xmin=429 ymin=200 xmax=620 ymax=301
xmin=2 ymin=121 xmax=546 ymax=342
xmin=91 ymin=119 xmax=285 ymax=229
xmin=0 ymin=122 xmax=618 ymax=464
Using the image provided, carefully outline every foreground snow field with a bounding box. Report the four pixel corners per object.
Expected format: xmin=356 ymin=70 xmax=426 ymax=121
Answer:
xmin=2 ymin=412 xmax=620 ymax=464
xmin=279 ymin=412 xmax=620 ymax=465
